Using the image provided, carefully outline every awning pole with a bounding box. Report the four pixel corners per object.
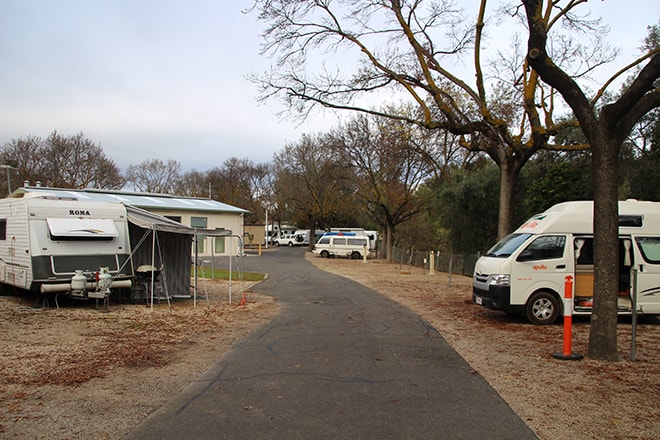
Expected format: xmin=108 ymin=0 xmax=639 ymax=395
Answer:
xmin=229 ymin=236 xmax=233 ymax=304
xmin=194 ymin=233 xmax=198 ymax=309
xmin=150 ymin=225 xmax=156 ymax=311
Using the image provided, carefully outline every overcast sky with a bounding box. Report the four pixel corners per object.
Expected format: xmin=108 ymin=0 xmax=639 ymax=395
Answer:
xmin=0 ymin=1 xmax=657 ymax=173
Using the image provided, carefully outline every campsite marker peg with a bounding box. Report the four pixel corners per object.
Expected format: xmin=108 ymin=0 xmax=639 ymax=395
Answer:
xmin=552 ymin=275 xmax=583 ymax=361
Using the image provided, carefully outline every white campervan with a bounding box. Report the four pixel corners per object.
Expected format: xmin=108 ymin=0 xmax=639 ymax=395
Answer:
xmin=473 ymin=200 xmax=660 ymax=324
xmin=312 ymin=233 xmax=370 ymax=259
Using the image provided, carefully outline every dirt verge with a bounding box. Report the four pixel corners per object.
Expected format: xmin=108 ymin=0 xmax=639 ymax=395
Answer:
xmin=1 ymin=255 xmax=658 ymax=439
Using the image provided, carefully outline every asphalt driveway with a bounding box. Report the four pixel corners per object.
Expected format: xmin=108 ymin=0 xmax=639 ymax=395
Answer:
xmin=125 ymin=247 xmax=537 ymax=439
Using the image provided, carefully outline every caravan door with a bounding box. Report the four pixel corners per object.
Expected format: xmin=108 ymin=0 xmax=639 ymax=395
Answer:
xmin=632 ymin=236 xmax=660 ymax=314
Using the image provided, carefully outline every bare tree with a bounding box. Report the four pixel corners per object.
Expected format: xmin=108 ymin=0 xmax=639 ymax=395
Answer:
xmin=125 ymin=158 xmax=182 ymax=194
xmin=1 ymin=131 xmax=123 ymax=190
xmin=522 ymin=1 xmax=660 ymax=361
xmin=273 ymin=133 xmax=354 ymax=249
xmin=251 ymin=0 xmax=604 ymax=238
xmin=44 ymin=132 xmax=124 ymax=189
xmin=0 ymin=135 xmax=48 ymax=191
xmin=176 ymin=169 xmax=211 ymax=198
xmin=330 ymin=113 xmax=435 ymax=260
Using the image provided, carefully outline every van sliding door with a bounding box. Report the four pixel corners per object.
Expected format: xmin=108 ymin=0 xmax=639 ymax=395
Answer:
xmin=632 ymin=237 xmax=660 ymax=314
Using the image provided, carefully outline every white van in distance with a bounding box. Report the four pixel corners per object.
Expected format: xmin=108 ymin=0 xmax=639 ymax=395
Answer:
xmin=312 ymin=232 xmax=370 ymax=259
xmin=472 ymin=200 xmax=660 ymax=324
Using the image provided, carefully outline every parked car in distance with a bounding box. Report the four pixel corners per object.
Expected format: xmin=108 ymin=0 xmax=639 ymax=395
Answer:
xmin=274 ymin=233 xmax=297 ymax=246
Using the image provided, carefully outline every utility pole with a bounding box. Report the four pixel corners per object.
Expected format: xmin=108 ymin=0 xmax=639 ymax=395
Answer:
xmin=0 ymin=165 xmax=17 ymax=196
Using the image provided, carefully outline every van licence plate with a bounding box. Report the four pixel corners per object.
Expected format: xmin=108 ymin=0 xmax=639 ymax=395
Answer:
xmin=475 ymin=296 xmax=483 ymax=305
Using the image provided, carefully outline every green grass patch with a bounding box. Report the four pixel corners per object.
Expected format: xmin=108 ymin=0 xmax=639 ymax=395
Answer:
xmin=193 ymin=266 xmax=265 ymax=282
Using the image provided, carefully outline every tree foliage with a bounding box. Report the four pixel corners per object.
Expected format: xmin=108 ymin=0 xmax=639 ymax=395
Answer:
xmin=0 ymin=131 xmax=123 ymax=191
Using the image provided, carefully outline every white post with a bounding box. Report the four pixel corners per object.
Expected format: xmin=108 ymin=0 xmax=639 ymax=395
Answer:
xmin=429 ymin=250 xmax=435 ymax=275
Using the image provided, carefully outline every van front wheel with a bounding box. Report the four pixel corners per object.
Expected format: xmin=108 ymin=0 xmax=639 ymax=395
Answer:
xmin=525 ymin=291 xmax=560 ymax=325
xmin=320 ymin=250 xmax=330 ymax=258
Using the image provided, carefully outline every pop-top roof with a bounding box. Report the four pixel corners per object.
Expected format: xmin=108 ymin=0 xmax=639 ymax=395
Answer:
xmin=13 ymin=186 xmax=250 ymax=215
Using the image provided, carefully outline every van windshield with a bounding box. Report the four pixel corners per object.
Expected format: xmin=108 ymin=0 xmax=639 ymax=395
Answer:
xmin=484 ymin=233 xmax=532 ymax=258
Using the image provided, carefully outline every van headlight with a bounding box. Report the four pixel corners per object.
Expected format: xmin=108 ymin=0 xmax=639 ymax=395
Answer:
xmin=489 ymin=274 xmax=510 ymax=286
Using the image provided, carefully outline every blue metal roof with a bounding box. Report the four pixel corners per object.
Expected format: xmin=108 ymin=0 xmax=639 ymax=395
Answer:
xmin=13 ymin=186 xmax=250 ymax=214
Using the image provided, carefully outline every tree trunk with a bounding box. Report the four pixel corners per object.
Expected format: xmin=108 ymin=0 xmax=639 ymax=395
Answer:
xmin=588 ymin=136 xmax=620 ymax=361
xmin=308 ymin=224 xmax=317 ymax=252
xmin=497 ymin=161 xmax=521 ymax=240
xmin=385 ymin=223 xmax=394 ymax=262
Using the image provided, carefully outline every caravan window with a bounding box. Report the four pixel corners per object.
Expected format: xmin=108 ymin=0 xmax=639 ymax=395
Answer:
xmin=47 ymin=218 xmax=118 ymax=241
xmin=635 ymin=237 xmax=660 ymax=264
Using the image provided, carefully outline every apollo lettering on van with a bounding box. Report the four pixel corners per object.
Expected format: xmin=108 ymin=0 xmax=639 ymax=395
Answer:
xmin=69 ymin=209 xmax=91 ymax=216
xmin=532 ymin=264 xmax=548 ymax=271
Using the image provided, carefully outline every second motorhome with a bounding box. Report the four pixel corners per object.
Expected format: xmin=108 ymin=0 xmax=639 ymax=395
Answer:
xmin=473 ymin=200 xmax=660 ymax=324
xmin=312 ymin=232 xmax=370 ymax=259
xmin=0 ymin=194 xmax=133 ymax=299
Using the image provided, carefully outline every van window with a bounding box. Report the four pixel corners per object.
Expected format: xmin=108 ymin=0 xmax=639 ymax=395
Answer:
xmin=517 ymin=235 xmax=566 ymax=261
xmin=619 ymin=215 xmax=643 ymax=227
xmin=485 ymin=233 xmax=532 ymax=258
xmin=575 ymin=237 xmax=594 ymax=265
xmin=348 ymin=238 xmax=366 ymax=246
xmin=318 ymin=237 xmax=330 ymax=245
xmin=635 ymin=237 xmax=660 ymax=264
xmin=333 ymin=237 xmax=347 ymax=245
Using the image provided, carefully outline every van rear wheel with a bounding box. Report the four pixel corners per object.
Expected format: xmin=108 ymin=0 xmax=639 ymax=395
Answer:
xmin=525 ymin=291 xmax=560 ymax=325
xmin=350 ymin=251 xmax=361 ymax=259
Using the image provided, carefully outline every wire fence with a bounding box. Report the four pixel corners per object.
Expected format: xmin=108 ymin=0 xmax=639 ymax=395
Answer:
xmin=389 ymin=245 xmax=479 ymax=278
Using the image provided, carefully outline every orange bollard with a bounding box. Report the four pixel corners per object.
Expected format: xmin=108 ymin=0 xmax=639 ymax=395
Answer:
xmin=552 ymin=275 xmax=583 ymax=360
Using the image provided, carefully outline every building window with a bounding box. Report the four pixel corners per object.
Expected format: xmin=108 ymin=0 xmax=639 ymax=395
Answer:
xmin=191 ymin=217 xmax=208 ymax=253
xmin=196 ymin=235 xmax=206 ymax=253
xmin=0 ymin=219 xmax=6 ymax=240
xmin=165 ymin=215 xmax=182 ymax=223
xmin=191 ymin=217 xmax=207 ymax=228
xmin=215 ymin=237 xmax=225 ymax=254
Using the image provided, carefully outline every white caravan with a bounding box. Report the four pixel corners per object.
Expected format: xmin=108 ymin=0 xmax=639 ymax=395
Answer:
xmin=473 ymin=200 xmax=660 ymax=324
xmin=312 ymin=233 xmax=370 ymax=259
xmin=0 ymin=194 xmax=133 ymax=299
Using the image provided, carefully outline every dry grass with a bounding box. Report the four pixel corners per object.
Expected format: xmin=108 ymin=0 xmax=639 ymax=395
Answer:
xmin=0 ymin=280 xmax=278 ymax=439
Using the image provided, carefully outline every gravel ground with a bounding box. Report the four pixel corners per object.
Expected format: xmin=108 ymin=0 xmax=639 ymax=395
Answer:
xmin=0 ymin=254 xmax=658 ymax=439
